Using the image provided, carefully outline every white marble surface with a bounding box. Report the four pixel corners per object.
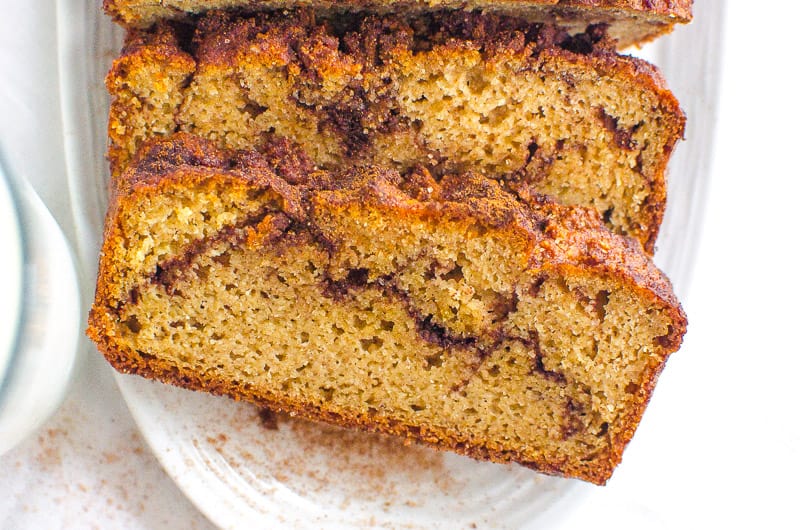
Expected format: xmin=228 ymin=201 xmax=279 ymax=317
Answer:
xmin=1 ymin=2 xmax=799 ymax=528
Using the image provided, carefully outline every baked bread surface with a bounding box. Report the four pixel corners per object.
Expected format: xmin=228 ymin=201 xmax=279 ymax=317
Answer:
xmin=88 ymin=134 xmax=686 ymax=484
xmin=106 ymin=10 xmax=684 ymax=252
xmin=104 ymin=0 xmax=692 ymax=47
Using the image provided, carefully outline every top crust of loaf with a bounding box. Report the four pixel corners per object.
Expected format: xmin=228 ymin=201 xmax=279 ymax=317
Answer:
xmin=103 ymin=0 xmax=692 ymax=48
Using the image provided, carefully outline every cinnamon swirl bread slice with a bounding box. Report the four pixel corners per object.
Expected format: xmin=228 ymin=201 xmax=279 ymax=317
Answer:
xmin=88 ymin=134 xmax=686 ymax=484
xmin=103 ymin=0 xmax=692 ymax=48
xmin=106 ymin=10 xmax=684 ymax=252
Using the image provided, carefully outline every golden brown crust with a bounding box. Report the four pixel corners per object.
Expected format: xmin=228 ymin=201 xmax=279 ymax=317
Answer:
xmin=103 ymin=0 xmax=692 ymax=48
xmin=88 ymin=134 xmax=686 ymax=484
xmin=106 ymin=10 xmax=685 ymax=252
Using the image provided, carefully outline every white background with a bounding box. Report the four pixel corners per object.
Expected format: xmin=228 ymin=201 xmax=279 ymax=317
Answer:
xmin=1 ymin=1 xmax=798 ymax=528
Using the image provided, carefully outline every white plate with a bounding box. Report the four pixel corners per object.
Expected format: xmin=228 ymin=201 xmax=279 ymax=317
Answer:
xmin=57 ymin=1 xmax=721 ymax=527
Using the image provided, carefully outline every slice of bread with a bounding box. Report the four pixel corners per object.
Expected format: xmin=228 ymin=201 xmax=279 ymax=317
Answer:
xmin=87 ymin=134 xmax=686 ymax=484
xmin=104 ymin=0 xmax=692 ymax=48
xmin=107 ymin=10 xmax=684 ymax=252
